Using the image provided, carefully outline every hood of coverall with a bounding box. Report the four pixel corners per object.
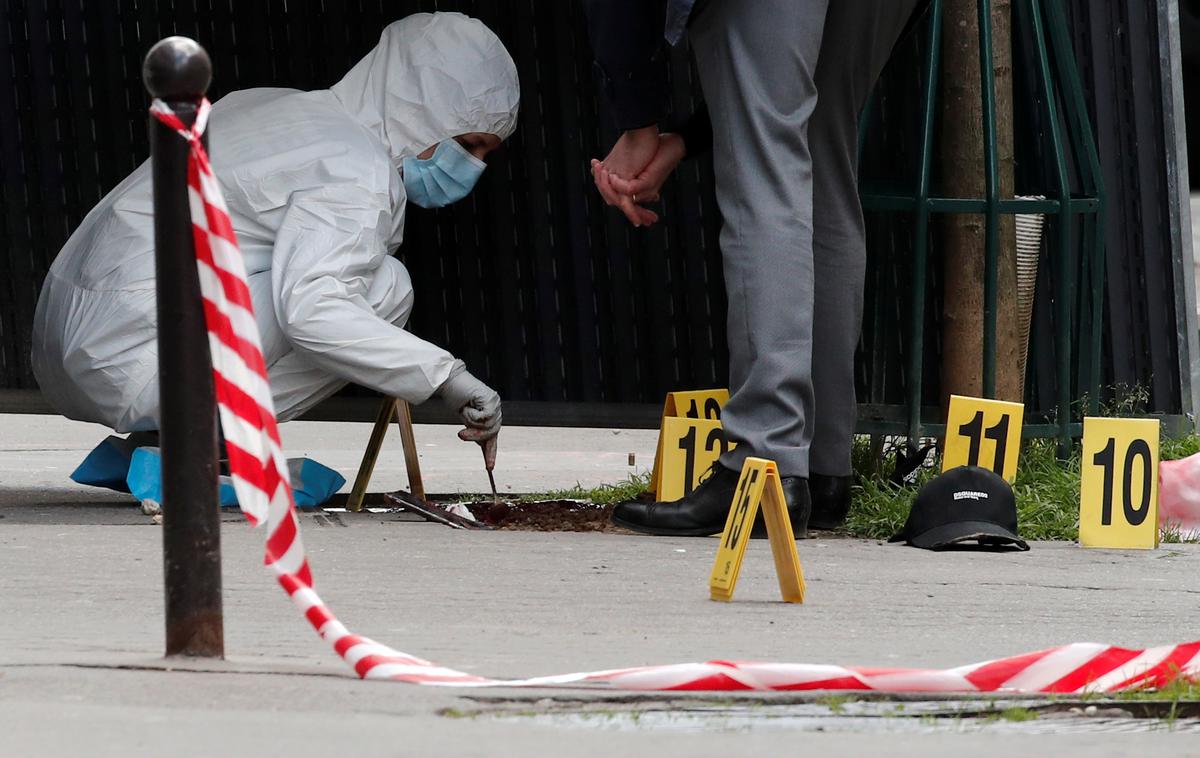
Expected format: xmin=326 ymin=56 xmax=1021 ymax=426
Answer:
xmin=330 ymin=13 xmax=520 ymax=170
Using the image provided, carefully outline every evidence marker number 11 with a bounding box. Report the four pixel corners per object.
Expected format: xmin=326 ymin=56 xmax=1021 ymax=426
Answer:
xmin=942 ymin=395 xmax=1025 ymax=482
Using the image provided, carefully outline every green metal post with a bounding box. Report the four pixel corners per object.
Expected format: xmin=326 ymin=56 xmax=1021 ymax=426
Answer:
xmin=1087 ymin=213 xmax=1107 ymax=418
xmin=1029 ymin=0 xmax=1077 ymax=456
xmin=1044 ymin=0 xmax=1107 ymax=417
xmin=977 ymin=0 xmax=1001 ymax=399
xmin=907 ymin=0 xmax=944 ymax=447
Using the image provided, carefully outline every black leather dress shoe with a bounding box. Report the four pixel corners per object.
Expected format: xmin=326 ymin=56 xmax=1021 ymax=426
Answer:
xmin=612 ymin=464 xmax=811 ymax=539
xmin=809 ymin=473 xmax=852 ymax=530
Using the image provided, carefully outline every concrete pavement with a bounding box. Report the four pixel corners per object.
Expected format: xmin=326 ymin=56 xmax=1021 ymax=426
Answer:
xmin=3 ymin=413 xmax=1200 ymax=755
xmin=0 ymin=413 xmax=656 ymax=504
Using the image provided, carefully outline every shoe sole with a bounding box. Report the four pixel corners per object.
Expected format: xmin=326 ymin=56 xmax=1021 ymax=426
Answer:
xmin=609 ymin=513 xmax=721 ymax=537
xmin=807 ymin=519 xmax=844 ymax=531
xmin=751 ymin=525 xmax=809 ymax=540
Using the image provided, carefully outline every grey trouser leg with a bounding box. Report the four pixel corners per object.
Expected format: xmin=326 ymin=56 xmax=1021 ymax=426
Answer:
xmin=691 ymin=0 xmax=921 ymax=478
xmin=691 ymin=0 xmax=828 ymax=478
xmin=808 ymin=0 xmax=924 ymax=476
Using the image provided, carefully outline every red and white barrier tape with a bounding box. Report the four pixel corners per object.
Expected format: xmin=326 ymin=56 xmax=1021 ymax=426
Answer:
xmin=151 ymin=99 xmax=1200 ymax=694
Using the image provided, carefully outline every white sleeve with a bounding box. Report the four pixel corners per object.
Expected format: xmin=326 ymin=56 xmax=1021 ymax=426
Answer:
xmin=269 ymin=185 xmax=457 ymax=405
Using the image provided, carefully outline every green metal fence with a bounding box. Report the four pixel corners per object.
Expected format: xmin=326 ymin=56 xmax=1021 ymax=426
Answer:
xmin=858 ymin=0 xmax=1105 ymax=454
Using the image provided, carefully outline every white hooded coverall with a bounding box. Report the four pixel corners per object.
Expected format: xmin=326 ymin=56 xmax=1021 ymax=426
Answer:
xmin=32 ymin=13 xmax=520 ymax=433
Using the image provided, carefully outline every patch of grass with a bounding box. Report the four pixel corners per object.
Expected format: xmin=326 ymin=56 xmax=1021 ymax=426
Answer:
xmin=1099 ymin=383 xmax=1152 ymax=417
xmin=1161 ymin=525 xmax=1200 ymax=545
xmin=980 ymin=706 xmax=1040 ymax=723
xmin=843 ymin=429 xmax=1200 ymax=543
xmin=817 ymin=694 xmax=859 ymax=714
xmin=1112 ymin=675 xmax=1200 ymax=703
xmin=1114 ymin=676 xmax=1200 ymax=730
xmin=881 ymin=703 xmax=907 ymax=718
xmin=449 ymin=472 xmax=652 ymax=506
xmin=1162 ymin=433 xmax=1200 ymax=461
xmin=1010 ymin=438 xmax=1082 ymax=542
xmin=534 ymin=472 xmax=652 ymax=506
xmin=847 ymin=436 xmax=1086 ymax=541
xmin=844 ymin=466 xmax=927 ymax=541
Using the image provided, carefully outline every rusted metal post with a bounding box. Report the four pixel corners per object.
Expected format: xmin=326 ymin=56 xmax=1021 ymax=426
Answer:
xmin=144 ymin=37 xmax=224 ymax=658
xmin=347 ymin=400 xmax=396 ymax=513
xmin=394 ymin=400 xmax=426 ymax=502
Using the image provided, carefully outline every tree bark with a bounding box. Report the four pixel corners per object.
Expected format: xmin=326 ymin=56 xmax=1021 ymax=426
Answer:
xmin=940 ymin=0 xmax=1023 ymax=403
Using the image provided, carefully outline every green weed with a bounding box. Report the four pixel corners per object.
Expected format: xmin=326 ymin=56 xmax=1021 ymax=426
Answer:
xmin=994 ymin=706 xmax=1039 ymax=723
xmin=1113 ymin=675 xmax=1200 ymax=703
xmin=817 ymin=694 xmax=859 ymax=714
xmin=843 ymin=429 xmax=1200 ymax=543
xmin=537 ymin=472 xmax=652 ymax=506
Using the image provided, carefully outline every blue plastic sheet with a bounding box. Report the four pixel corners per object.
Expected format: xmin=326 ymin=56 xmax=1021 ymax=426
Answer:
xmin=287 ymin=458 xmax=347 ymax=508
xmin=70 ymin=435 xmax=137 ymax=492
xmin=126 ymin=447 xmax=240 ymax=507
xmin=72 ymin=436 xmax=346 ymax=510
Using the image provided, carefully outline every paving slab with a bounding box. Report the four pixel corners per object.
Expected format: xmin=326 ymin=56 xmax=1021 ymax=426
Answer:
xmin=5 ymin=520 xmax=1199 ymax=676
xmin=3 ymin=665 xmax=1195 ymax=758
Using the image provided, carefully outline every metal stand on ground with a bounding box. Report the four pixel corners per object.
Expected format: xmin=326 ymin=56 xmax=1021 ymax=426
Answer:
xmin=347 ymin=398 xmax=426 ymax=512
xmin=144 ymin=36 xmax=224 ymax=658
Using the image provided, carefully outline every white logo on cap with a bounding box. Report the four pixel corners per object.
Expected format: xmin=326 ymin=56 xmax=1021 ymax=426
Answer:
xmin=953 ymin=490 xmax=990 ymax=501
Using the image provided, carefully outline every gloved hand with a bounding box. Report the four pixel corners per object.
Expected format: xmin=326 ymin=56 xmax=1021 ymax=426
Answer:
xmin=436 ymin=361 xmax=502 ymax=442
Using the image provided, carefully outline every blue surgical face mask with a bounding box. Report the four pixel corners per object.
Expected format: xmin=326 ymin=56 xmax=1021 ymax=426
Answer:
xmin=401 ymin=140 xmax=487 ymax=209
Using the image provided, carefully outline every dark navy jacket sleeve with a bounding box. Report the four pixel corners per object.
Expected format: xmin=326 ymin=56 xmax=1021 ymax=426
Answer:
xmin=670 ymin=105 xmax=713 ymax=157
xmin=583 ymin=0 xmax=671 ymax=131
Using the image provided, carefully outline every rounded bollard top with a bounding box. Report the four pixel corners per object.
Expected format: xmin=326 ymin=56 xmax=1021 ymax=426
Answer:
xmin=143 ymin=36 xmax=212 ymax=101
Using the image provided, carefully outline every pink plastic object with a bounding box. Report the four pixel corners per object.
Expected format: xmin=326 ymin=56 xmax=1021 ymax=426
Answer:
xmin=1158 ymin=454 xmax=1200 ymax=535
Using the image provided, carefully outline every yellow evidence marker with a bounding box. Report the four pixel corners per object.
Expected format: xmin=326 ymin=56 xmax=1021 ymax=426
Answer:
xmin=942 ymin=394 xmax=1025 ymax=482
xmin=648 ymin=389 xmax=731 ymax=499
xmin=656 ymin=417 xmax=736 ymax=501
xmin=1079 ymin=417 xmax=1160 ymax=550
xmin=709 ymin=458 xmax=806 ymax=604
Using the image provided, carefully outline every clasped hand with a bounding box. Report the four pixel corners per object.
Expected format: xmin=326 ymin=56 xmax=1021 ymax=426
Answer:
xmin=590 ymin=126 xmax=686 ymax=228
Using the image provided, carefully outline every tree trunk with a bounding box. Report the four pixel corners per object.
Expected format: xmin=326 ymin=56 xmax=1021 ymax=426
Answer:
xmin=940 ymin=0 xmax=1023 ymax=403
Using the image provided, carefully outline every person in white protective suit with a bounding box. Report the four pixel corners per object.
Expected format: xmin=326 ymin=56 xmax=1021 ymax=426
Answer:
xmin=32 ymin=13 xmax=519 ymax=447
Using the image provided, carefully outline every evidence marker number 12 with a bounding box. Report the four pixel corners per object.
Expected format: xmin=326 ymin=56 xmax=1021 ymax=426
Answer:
xmin=650 ymin=389 xmax=731 ymax=501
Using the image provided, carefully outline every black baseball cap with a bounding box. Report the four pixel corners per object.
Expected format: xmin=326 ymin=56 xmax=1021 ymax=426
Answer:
xmin=889 ymin=466 xmax=1030 ymax=551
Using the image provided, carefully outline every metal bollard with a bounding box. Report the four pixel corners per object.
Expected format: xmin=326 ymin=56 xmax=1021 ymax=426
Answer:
xmin=143 ymin=37 xmax=224 ymax=659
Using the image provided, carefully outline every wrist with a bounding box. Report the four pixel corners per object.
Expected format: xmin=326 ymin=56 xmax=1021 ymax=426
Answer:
xmin=437 ymin=361 xmax=471 ymax=409
xmin=622 ymin=125 xmax=660 ymax=148
xmin=662 ymin=132 xmax=688 ymax=162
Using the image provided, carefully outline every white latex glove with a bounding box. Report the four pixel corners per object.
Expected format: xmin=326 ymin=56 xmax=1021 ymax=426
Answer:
xmin=437 ymin=361 xmax=502 ymax=442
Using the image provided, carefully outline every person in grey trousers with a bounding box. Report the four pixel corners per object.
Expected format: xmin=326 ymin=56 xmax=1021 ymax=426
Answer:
xmin=586 ymin=0 xmax=926 ymax=537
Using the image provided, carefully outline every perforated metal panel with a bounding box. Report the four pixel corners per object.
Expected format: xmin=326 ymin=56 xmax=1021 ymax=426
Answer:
xmin=0 ymin=0 xmax=1192 ymax=423
xmin=0 ymin=0 xmax=727 ymax=405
